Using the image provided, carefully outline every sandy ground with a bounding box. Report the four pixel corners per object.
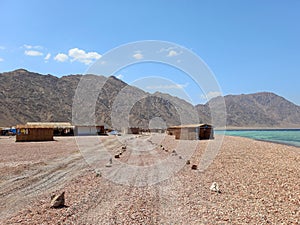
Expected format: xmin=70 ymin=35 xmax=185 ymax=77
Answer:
xmin=0 ymin=134 xmax=300 ymax=224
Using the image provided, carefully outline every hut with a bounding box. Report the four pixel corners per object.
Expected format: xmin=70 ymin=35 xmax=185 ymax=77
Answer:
xmin=0 ymin=127 xmax=12 ymax=136
xmin=127 ymin=127 xmax=140 ymax=134
xmin=150 ymin=128 xmax=166 ymax=133
xmin=16 ymin=124 xmax=54 ymax=142
xmin=167 ymin=124 xmax=214 ymax=140
xmin=75 ymin=125 xmax=105 ymax=136
xmin=26 ymin=122 xmax=74 ymax=136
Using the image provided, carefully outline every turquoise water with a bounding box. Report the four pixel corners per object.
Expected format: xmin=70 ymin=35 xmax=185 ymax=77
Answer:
xmin=215 ymin=129 xmax=300 ymax=147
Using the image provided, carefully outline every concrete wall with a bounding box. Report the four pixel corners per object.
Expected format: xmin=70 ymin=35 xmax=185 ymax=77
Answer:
xmin=75 ymin=126 xmax=98 ymax=136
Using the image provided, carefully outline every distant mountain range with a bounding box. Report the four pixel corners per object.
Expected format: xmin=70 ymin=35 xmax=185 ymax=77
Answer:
xmin=0 ymin=69 xmax=299 ymax=128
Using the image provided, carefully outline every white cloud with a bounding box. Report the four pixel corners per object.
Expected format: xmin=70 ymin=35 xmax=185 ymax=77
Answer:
xmin=44 ymin=53 xmax=51 ymax=60
xmin=167 ymin=50 xmax=179 ymax=57
xmin=23 ymin=44 xmax=43 ymax=50
xmin=158 ymin=47 xmax=175 ymax=53
xmin=133 ymin=52 xmax=143 ymax=60
xmin=68 ymin=48 xmax=101 ymax=65
xmin=24 ymin=50 xmax=43 ymax=56
xmin=54 ymin=53 xmax=69 ymax=62
xmin=0 ymin=46 xmax=5 ymax=50
xmin=116 ymin=74 xmax=123 ymax=79
xmin=0 ymin=57 xmax=3 ymax=62
xmin=159 ymin=47 xmax=182 ymax=57
xmin=146 ymin=83 xmax=189 ymax=90
xmin=200 ymin=91 xmax=222 ymax=100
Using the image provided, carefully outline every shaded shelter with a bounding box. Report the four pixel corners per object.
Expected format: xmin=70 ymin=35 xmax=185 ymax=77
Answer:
xmin=167 ymin=124 xmax=214 ymax=140
xmin=16 ymin=125 xmax=54 ymax=142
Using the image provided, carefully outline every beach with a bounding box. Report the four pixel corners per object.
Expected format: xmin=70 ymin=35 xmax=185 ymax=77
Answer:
xmin=0 ymin=134 xmax=299 ymax=224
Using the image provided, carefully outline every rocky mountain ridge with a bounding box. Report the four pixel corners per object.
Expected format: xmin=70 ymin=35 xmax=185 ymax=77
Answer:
xmin=0 ymin=69 xmax=299 ymax=128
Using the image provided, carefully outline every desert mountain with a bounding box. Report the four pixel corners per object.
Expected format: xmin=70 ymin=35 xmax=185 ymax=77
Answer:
xmin=0 ymin=69 xmax=190 ymax=128
xmin=0 ymin=69 xmax=299 ymax=128
xmin=196 ymin=92 xmax=300 ymax=128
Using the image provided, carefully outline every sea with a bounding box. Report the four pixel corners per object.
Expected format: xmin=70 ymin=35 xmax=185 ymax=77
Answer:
xmin=215 ymin=129 xmax=300 ymax=147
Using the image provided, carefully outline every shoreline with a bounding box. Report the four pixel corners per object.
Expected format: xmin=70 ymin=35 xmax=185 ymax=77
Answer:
xmin=215 ymin=129 xmax=300 ymax=148
xmin=221 ymin=134 xmax=300 ymax=148
xmin=215 ymin=127 xmax=300 ymax=131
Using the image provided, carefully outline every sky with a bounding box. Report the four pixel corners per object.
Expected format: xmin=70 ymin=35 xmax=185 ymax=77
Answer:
xmin=0 ymin=0 xmax=299 ymax=105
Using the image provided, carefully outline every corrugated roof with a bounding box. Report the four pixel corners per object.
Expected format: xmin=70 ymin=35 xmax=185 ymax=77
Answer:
xmin=26 ymin=122 xmax=74 ymax=128
xmin=168 ymin=124 xmax=212 ymax=129
xmin=16 ymin=125 xmax=54 ymax=129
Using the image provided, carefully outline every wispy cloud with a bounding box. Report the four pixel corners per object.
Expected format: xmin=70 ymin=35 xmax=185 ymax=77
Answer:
xmin=200 ymin=91 xmax=222 ymax=100
xmin=159 ymin=47 xmax=182 ymax=57
xmin=116 ymin=74 xmax=123 ymax=79
xmin=0 ymin=46 xmax=5 ymax=50
xmin=146 ymin=83 xmax=189 ymax=90
xmin=0 ymin=57 xmax=4 ymax=62
xmin=68 ymin=48 xmax=101 ymax=65
xmin=23 ymin=44 xmax=43 ymax=50
xmin=54 ymin=53 xmax=69 ymax=62
xmin=44 ymin=53 xmax=51 ymax=61
xmin=167 ymin=50 xmax=179 ymax=57
xmin=133 ymin=52 xmax=143 ymax=60
xmin=24 ymin=50 xmax=43 ymax=56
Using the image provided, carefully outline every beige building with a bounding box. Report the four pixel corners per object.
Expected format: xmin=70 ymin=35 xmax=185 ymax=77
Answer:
xmin=167 ymin=124 xmax=214 ymax=140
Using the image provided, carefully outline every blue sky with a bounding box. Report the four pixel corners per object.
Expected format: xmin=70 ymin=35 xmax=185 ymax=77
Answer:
xmin=0 ymin=0 xmax=299 ymax=105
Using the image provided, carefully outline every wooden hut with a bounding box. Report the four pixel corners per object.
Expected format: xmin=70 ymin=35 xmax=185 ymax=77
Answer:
xmin=16 ymin=125 xmax=54 ymax=142
xmin=167 ymin=124 xmax=214 ymax=140
xmin=127 ymin=127 xmax=140 ymax=134
xmin=26 ymin=122 xmax=74 ymax=136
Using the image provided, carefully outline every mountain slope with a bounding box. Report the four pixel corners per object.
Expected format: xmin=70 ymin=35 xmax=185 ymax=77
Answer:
xmin=0 ymin=69 xmax=187 ymax=128
xmin=1 ymin=69 xmax=299 ymax=128
xmin=196 ymin=92 xmax=300 ymax=128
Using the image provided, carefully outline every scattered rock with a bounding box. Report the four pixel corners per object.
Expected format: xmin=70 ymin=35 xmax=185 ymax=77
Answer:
xmin=171 ymin=150 xmax=177 ymax=156
xmin=186 ymin=160 xmax=190 ymax=165
xmin=50 ymin=192 xmax=65 ymax=208
xmin=179 ymin=156 xmax=182 ymax=159
xmin=122 ymin=146 xmax=126 ymax=150
xmin=210 ymin=182 xmax=221 ymax=193
xmin=114 ymin=154 xmax=120 ymax=158
xmin=95 ymin=169 xmax=101 ymax=177
xmin=106 ymin=158 xmax=113 ymax=167
xmin=191 ymin=165 xmax=198 ymax=170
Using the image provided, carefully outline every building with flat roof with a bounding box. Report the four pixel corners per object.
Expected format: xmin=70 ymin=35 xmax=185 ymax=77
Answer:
xmin=167 ymin=124 xmax=214 ymax=140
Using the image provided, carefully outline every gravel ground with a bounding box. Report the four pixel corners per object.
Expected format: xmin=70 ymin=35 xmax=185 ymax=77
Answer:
xmin=0 ymin=134 xmax=300 ymax=224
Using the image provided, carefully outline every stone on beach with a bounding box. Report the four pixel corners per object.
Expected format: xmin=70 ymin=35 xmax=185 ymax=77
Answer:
xmin=105 ymin=158 xmax=113 ymax=167
xmin=50 ymin=192 xmax=65 ymax=208
xmin=210 ymin=182 xmax=221 ymax=193
xmin=191 ymin=165 xmax=197 ymax=170
xmin=95 ymin=169 xmax=101 ymax=177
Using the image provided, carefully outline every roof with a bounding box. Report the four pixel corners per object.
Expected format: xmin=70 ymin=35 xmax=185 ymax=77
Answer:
xmin=16 ymin=124 xmax=54 ymax=129
xmin=75 ymin=125 xmax=105 ymax=127
xmin=26 ymin=122 xmax=74 ymax=129
xmin=168 ymin=124 xmax=212 ymax=129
